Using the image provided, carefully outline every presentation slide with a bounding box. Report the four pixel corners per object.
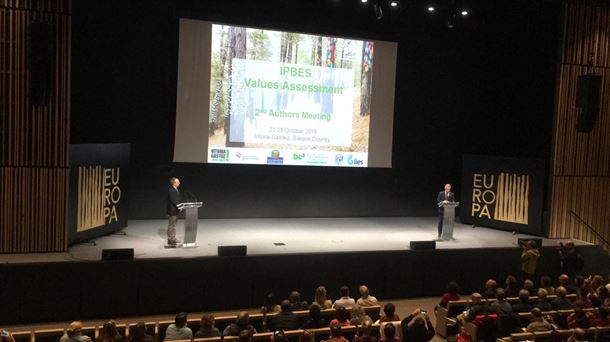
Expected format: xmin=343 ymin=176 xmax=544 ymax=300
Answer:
xmin=174 ymin=19 xmax=397 ymax=168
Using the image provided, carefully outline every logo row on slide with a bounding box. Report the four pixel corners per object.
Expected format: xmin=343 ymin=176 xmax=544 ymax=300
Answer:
xmin=208 ymin=148 xmax=368 ymax=167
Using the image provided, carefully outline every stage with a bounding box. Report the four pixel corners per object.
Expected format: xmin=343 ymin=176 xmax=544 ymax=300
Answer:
xmin=0 ymin=217 xmax=586 ymax=264
xmin=1 ymin=216 xmax=607 ymax=325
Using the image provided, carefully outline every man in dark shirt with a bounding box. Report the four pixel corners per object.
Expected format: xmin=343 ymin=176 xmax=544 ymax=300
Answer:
xmin=436 ymin=184 xmax=456 ymax=240
xmin=465 ymin=293 xmax=488 ymax=322
xmin=511 ymin=290 xmax=533 ymax=313
xmin=559 ymin=241 xmax=583 ymax=277
xmin=166 ymin=177 xmax=182 ymax=247
xmin=288 ymin=291 xmax=308 ymax=311
xmin=270 ymin=300 xmax=301 ymax=331
xmin=490 ymin=288 xmax=512 ymax=315
xmin=482 ymin=279 xmax=497 ymax=299
xmin=558 ymin=274 xmax=579 ymax=294
xmin=223 ymin=312 xmax=257 ymax=337
xmin=551 ymin=287 xmax=575 ymax=310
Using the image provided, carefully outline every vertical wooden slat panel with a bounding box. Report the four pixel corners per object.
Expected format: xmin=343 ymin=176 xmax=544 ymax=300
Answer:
xmin=549 ymin=0 xmax=610 ymax=248
xmin=0 ymin=0 xmax=70 ymax=253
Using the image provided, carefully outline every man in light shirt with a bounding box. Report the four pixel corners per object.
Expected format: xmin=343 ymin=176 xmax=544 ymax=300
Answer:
xmin=357 ymin=285 xmax=378 ymax=306
xmin=165 ymin=312 xmax=193 ymax=341
xmin=333 ymin=285 xmax=356 ymax=308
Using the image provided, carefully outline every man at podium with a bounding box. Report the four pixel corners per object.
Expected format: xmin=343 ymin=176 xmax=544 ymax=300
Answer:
xmin=437 ymin=183 xmax=456 ymax=239
xmin=166 ymin=177 xmax=182 ymax=247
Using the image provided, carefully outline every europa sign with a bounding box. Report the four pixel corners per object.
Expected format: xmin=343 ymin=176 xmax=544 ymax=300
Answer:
xmin=69 ymin=144 xmax=130 ymax=245
xmin=461 ymin=155 xmax=544 ymax=236
xmin=471 ymin=173 xmax=530 ymax=224
xmin=76 ymin=166 xmax=122 ymax=231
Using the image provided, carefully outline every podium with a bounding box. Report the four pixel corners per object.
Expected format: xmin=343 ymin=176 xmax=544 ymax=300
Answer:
xmin=438 ymin=201 xmax=459 ymax=241
xmin=177 ymin=202 xmax=203 ymax=248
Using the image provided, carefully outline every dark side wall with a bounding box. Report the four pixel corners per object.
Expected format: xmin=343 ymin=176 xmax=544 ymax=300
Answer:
xmin=70 ymin=0 xmax=560 ymax=219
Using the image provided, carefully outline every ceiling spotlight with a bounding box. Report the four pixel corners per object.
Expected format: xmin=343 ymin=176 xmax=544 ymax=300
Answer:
xmin=461 ymin=10 xmax=468 ymax=16
xmin=390 ymin=0 xmax=398 ymax=7
xmin=428 ymin=6 xmax=435 ymax=12
xmin=361 ymin=0 xmax=368 ymax=3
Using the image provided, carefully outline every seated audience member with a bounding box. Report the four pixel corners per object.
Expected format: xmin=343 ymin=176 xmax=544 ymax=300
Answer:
xmin=505 ymin=276 xmax=520 ymax=298
xmin=262 ymin=293 xmax=281 ymax=314
xmin=270 ymin=300 xmax=301 ymax=331
xmin=334 ymin=286 xmax=356 ymax=309
xmin=439 ymin=281 xmax=461 ymax=308
xmin=194 ymin=314 xmax=221 ymax=338
xmin=567 ymin=328 xmax=587 ymax=342
xmin=590 ymin=305 xmax=610 ymax=327
xmin=302 ymin=304 xmax=328 ymax=329
xmin=0 ymin=330 xmax=15 ymax=342
xmin=326 ymin=324 xmax=349 ymax=342
xmin=380 ymin=303 xmax=400 ymax=322
xmin=239 ymin=330 xmax=253 ymax=342
xmin=511 ymin=290 xmax=532 ymax=313
xmin=357 ymin=285 xmax=379 ymax=307
xmin=353 ymin=319 xmax=377 ymax=342
xmin=559 ymin=274 xmax=578 ymax=294
xmin=130 ymin=322 xmax=154 ymax=342
xmin=522 ymin=280 xmax=536 ymax=294
xmin=379 ymin=322 xmax=400 ymax=342
xmin=482 ymin=279 xmax=497 ymax=299
xmin=535 ymin=288 xmax=553 ymax=312
xmin=567 ymin=308 xmax=592 ymax=329
xmin=526 ymin=308 xmax=553 ymax=332
xmin=330 ymin=306 xmax=351 ymax=327
xmin=573 ymin=289 xmax=593 ymax=309
xmin=300 ymin=330 xmax=313 ymax=342
xmin=464 ymin=293 xmax=488 ymax=323
xmin=224 ymin=312 xmax=257 ymax=337
xmin=552 ymin=286 xmax=575 ymax=310
xmin=401 ymin=309 xmax=435 ymax=342
xmin=575 ymin=276 xmax=586 ymax=291
xmin=98 ymin=321 xmax=123 ymax=342
xmin=490 ymin=288 xmax=512 ymax=315
xmin=289 ymin=291 xmax=309 ymax=311
xmin=591 ymin=285 xmax=610 ymax=307
xmin=315 ymin=286 xmax=333 ymax=309
xmin=540 ymin=276 xmax=555 ymax=295
xmin=271 ymin=330 xmax=287 ymax=342
xmin=61 ymin=322 xmax=92 ymax=342
xmin=165 ymin=313 xmax=193 ymax=341
xmin=351 ymin=305 xmax=369 ymax=326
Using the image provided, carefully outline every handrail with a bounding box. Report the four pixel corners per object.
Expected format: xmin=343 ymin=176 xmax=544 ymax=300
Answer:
xmin=568 ymin=210 xmax=610 ymax=247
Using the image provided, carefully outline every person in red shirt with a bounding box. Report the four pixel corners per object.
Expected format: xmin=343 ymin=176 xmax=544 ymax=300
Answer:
xmin=590 ymin=306 xmax=610 ymax=327
xmin=439 ymin=281 xmax=461 ymax=308
xmin=330 ymin=307 xmax=351 ymax=327
xmin=324 ymin=324 xmax=349 ymax=342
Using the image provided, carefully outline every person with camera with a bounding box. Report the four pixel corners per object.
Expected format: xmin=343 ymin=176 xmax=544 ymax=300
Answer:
xmin=521 ymin=240 xmax=540 ymax=281
xmin=400 ymin=308 xmax=435 ymax=342
xmin=558 ymin=241 xmax=584 ymax=277
xmin=1 ymin=329 xmax=15 ymax=342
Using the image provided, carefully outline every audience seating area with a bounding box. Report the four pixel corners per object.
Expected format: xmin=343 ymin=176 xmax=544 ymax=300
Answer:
xmin=436 ymin=294 xmax=578 ymax=337
xmin=4 ymin=306 xmax=381 ymax=342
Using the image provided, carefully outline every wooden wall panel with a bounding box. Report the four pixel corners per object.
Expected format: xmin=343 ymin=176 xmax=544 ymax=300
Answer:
xmin=0 ymin=0 xmax=70 ymax=253
xmin=549 ymin=0 xmax=610 ymax=247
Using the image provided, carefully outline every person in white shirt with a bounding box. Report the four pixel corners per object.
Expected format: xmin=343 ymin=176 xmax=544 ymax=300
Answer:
xmin=357 ymin=285 xmax=379 ymax=306
xmin=164 ymin=312 xmax=193 ymax=341
xmin=333 ymin=286 xmax=356 ymax=308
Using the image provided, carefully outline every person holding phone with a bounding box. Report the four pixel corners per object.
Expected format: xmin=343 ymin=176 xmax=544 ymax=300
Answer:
xmin=400 ymin=309 xmax=435 ymax=342
xmin=1 ymin=330 xmax=15 ymax=342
